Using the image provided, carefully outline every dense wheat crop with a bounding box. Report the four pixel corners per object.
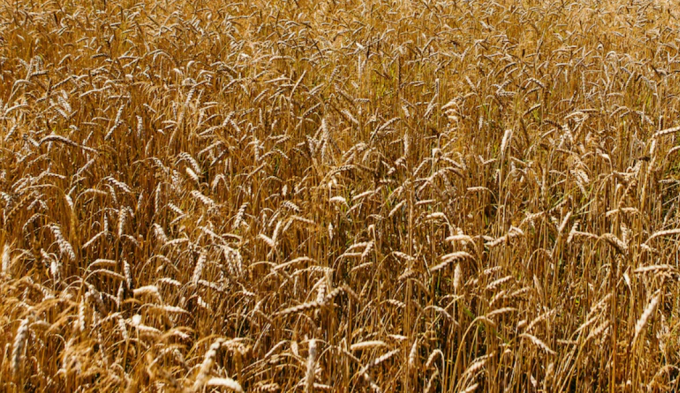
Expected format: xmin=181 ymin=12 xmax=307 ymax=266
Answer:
xmin=1 ymin=0 xmax=680 ymax=391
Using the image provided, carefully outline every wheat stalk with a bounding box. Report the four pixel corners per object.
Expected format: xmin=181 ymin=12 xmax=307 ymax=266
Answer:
xmin=632 ymin=293 xmax=661 ymax=347
xmin=12 ymin=318 xmax=29 ymax=376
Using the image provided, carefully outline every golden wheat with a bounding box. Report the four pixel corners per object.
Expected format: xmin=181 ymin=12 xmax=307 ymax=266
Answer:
xmin=2 ymin=0 xmax=680 ymax=391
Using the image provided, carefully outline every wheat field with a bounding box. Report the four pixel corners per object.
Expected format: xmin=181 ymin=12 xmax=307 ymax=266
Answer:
xmin=1 ymin=0 xmax=680 ymax=391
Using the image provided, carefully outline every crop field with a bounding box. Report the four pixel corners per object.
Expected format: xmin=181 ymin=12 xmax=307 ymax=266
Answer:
xmin=2 ymin=0 xmax=680 ymax=391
